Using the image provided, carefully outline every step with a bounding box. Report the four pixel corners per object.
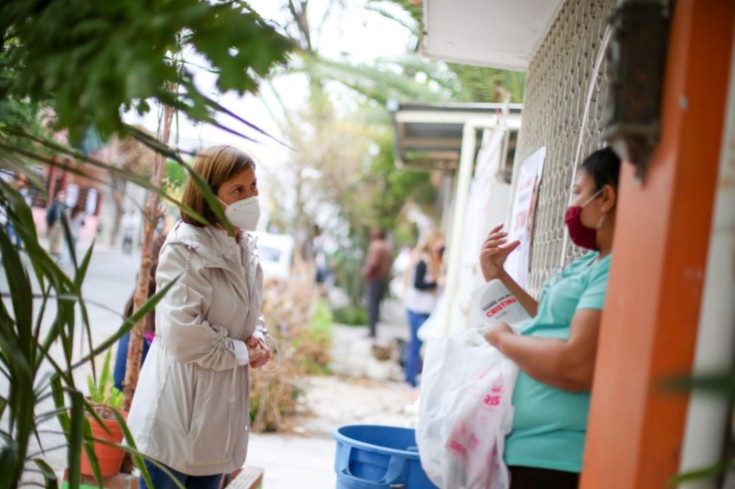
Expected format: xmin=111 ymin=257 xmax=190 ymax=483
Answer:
xmin=224 ymin=466 xmax=264 ymax=489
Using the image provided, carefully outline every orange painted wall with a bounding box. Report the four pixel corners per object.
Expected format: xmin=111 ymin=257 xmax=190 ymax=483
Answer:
xmin=582 ymin=1 xmax=734 ymax=488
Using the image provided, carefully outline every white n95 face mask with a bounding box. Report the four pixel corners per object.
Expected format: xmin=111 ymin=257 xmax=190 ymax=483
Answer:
xmin=222 ymin=196 xmax=260 ymax=231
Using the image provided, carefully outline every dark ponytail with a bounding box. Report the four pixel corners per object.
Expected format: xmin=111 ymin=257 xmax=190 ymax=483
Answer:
xmin=580 ymin=147 xmax=621 ymax=191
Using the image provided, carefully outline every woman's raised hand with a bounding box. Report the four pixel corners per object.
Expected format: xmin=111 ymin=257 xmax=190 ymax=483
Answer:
xmin=479 ymin=224 xmax=521 ymax=281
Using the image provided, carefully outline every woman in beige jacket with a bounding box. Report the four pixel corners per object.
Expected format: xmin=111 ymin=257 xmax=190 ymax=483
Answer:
xmin=127 ymin=146 xmax=271 ymax=489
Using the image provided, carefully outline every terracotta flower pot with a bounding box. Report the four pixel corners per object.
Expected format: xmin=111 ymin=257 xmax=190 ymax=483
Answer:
xmin=79 ymin=409 xmax=128 ymax=478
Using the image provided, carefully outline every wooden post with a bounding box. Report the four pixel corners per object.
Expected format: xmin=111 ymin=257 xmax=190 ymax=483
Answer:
xmin=581 ymin=1 xmax=735 ymax=487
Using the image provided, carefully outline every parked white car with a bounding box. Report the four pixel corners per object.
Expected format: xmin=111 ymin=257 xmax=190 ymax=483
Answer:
xmin=254 ymin=231 xmax=295 ymax=280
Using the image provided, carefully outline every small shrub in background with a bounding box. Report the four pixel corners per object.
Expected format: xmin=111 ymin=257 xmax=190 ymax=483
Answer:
xmin=332 ymin=306 xmax=369 ymax=326
xmin=250 ymin=264 xmax=333 ymax=432
xmin=295 ymin=298 xmax=333 ymax=375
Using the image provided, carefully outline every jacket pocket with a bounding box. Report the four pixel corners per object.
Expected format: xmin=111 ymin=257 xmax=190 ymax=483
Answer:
xmin=185 ymin=369 xmax=237 ymax=465
xmin=159 ymin=362 xmax=197 ymax=437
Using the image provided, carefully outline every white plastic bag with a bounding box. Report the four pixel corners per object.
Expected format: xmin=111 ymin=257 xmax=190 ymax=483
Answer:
xmin=417 ymin=293 xmax=447 ymax=341
xmin=416 ymin=329 xmax=518 ymax=489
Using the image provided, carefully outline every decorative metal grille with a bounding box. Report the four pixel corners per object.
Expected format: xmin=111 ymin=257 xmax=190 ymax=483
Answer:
xmin=514 ymin=0 xmax=618 ymax=296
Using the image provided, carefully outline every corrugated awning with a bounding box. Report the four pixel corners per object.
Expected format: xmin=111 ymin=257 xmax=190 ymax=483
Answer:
xmin=390 ymin=102 xmax=522 ymax=172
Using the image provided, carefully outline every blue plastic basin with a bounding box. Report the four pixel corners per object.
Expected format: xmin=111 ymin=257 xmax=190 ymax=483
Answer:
xmin=333 ymin=425 xmax=438 ymax=489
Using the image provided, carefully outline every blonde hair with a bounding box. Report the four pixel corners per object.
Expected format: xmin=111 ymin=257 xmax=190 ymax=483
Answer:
xmin=180 ymin=145 xmax=255 ymax=226
xmin=404 ymin=230 xmax=444 ymax=290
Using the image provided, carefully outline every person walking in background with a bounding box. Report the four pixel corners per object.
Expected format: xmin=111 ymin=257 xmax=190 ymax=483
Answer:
xmin=45 ymin=189 xmax=65 ymax=259
xmin=482 ymin=147 xmax=620 ymax=489
xmin=127 ymin=145 xmax=271 ymax=489
xmin=6 ymin=173 xmax=31 ymax=249
xmin=403 ymin=230 xmax=444 ymax=388
xmin=361 ymin=228 xmax=392 ymax=339
xmin=121 ymin=209 xmax=139 ymax=255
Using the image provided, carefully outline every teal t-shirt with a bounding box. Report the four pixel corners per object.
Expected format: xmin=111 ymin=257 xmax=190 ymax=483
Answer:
xmin=505 ymin=251 xmax=611 ymax=473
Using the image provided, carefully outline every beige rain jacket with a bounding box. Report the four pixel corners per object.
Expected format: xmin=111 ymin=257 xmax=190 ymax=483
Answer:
xmin=127 ymin=221 xmax=265 ymax=476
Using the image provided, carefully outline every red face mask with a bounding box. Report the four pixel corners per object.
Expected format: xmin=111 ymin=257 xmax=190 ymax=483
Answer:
xmin=564 ymin=189 xmax=602 ymax=251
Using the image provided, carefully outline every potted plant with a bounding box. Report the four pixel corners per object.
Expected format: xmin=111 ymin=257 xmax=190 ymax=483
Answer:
xmin=80 ymin=349 xmax=127 ymax=478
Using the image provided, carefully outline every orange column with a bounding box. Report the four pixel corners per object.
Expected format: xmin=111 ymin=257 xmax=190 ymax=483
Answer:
xmin=582 ymin=1 xmax=734 ymax=488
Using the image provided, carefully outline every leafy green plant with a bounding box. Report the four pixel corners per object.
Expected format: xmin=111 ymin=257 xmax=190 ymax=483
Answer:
xmin=0 ymin=182 xmax=178 ymax=489
xmin=86 ymin=350 xmax=124 ymax=414
xmin=312 ymin=298 xmax=334 ymax=335
xmin=330 ymin=245 xmax=367 ymax=309
xmin=332 ymin=306 xmax=369 ymax=326
xmin=295 ymin=298 xmax=333 ymax=375
xmin=164 ymin=159 xmax=189 ymax=195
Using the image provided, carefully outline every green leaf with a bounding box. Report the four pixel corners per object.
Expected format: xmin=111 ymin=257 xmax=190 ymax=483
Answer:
xmin=32 ymin=458 xmax=58 ymax=489
xmin=669 ymin=460 xmax=733 ymax=486
xmin=87 ymin=375 xmax=100 ymax=405
xmin=73 ymin=241 xmax=95 ymax=291
xmin=0 ymin=443 xmax=20 ymax=489
xmin=0 ymin=193 xmax=34 ymax=361
xmin=67 ymin=391 xmax=87 ymax=489
xmin=87 ymin=349 xmax=123 ymax=410
xmin=0 ymin=396 xmax=7 ymax=420
xmin=50 ymin=376 xmax=71 ymax=435
xmin=663 ymin=370 xmax=735 ymax=399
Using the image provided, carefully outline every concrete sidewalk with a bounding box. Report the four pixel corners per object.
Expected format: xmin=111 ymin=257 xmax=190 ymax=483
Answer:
xmin=247 ymin=434 xmax=337 ymax=488
xmin=329 ymin=295 xmax=409 ymax=380
xmin=248 ymin=295 xmax=417 ymax=489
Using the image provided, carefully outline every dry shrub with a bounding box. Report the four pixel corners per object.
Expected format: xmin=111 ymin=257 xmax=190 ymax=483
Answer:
xmin=249 ymin=262 xmax=330 ymax=432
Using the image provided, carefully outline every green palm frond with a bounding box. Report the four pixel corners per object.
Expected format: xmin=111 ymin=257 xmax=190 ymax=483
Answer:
xmin=299 ymin=54 xmax=452 ymax=105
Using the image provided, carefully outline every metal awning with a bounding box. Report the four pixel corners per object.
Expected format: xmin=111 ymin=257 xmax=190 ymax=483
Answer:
xmin=422 ymin=0 xmax=564 ymax=71
xmin=390 ymin=102 xmax=522 ymax=171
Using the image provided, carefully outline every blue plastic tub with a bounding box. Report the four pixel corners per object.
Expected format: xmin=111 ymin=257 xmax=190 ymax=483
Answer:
xmin=333 ymin=424 xmax=438 ymax=489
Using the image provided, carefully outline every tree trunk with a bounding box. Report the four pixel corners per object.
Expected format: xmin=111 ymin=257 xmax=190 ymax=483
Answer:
xmin=122 ymin=104 xmax=173 ymax=411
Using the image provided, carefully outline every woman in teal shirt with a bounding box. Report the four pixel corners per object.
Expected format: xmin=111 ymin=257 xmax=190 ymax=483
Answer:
xmin=482 ymin=147 xmax=621 ymax=489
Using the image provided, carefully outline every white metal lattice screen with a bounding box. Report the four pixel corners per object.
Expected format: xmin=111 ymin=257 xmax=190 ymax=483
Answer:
xmin=514 ymin=0 xmax=618 ymax=296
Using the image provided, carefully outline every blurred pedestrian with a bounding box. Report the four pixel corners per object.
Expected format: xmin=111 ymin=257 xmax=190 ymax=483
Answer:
xmin=6 ymin=173 xmax=31 ymax=249
xmin=403 ymin=230 xmax=444 ymax=387
xmin=45 ymin=189 xmax=65 ymax=259
xmin=121 ymin=209 xmax=139 ymax=255
xmin=361 ymin=228 xmax=392 ymax=339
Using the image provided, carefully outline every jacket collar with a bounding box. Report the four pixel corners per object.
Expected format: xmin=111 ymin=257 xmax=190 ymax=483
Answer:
xmin=168 ymin=221 xmax=246 ymax=269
